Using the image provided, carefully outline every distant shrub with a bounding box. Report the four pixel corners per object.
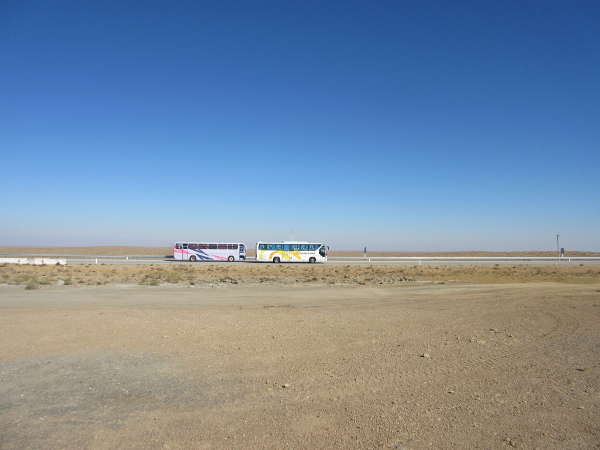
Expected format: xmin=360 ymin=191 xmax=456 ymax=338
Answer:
xmin=139 ymin=274 xmax=161 ymax=286
xmin=25 ymin=281 xmax=39 ymax=290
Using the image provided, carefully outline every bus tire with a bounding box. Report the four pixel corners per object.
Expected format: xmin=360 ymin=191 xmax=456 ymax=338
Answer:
xmin=273 ymin=257 xmax=280 ymax=263
xmin=228 ymin=256 xmax=235 ymax=262
xmin=189 ymin=255 xmax=197 ymax=262
xmin=309 ymin=257 xmax=316 ymax=263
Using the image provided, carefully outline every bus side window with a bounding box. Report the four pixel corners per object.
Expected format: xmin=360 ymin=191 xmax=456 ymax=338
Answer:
xmin=182 ymin=243 xmax=189 ymax=249
xmin=209 ymin=244 xmax=217 ymax=249
xmin=175 ymin=243 xmax=182 ymax=249
xmin=199 ymin=244 xmax=207 ymax=249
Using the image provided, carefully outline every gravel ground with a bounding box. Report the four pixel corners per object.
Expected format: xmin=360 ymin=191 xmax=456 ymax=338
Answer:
xmin=0 ymin=275 xmax=599 ymax=449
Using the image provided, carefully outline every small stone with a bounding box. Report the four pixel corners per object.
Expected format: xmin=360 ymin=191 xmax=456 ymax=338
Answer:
xmin=56 ymin=280 xmax=64 ymax=286
xmin=283 ymin=383 xmax=290 ymax=388
xmin=421 ymin=353 xmax=431 ymax=358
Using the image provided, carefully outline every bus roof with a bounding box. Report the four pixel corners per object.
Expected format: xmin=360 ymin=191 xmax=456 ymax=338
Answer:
xmin=256 ymin=241 xmax=321 ymax=244
xmin=174 ymin=242 xmax=245 ymax=244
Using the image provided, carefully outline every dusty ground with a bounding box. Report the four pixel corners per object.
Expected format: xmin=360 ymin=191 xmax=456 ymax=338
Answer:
xmin=2 ymin=246 xmax=600 ymax=259
xmin=0 ymin=264 xmax=599 ymax=449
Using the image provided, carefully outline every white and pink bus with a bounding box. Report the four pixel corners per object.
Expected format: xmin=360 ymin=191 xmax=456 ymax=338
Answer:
xmin=174 ymin=243 xmax=246 ymax=262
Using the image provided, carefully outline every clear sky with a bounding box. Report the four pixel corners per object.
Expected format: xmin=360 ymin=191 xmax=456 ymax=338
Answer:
xmin=1 ymin=1 xmax=599 ymax=251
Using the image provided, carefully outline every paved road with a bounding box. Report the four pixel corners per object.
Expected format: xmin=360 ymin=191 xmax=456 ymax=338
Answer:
xmin=64 ymin=258 xmax=598 ymax=266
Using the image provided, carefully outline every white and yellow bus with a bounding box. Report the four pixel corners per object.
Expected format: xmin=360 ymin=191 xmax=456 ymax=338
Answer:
xmin=256 ymin=242 xmax=327 ymax=263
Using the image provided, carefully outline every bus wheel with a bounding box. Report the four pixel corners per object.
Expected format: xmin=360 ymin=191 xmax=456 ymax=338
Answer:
xmin=273 ymin=257 xmax=280 ymax=263
xmin=309 ymin=257 xmax=316 ymax=263
xmin=189 ymin=255 xmax=197 ymax=262
xmin=228 ymin=256 xmax=235 ymax=262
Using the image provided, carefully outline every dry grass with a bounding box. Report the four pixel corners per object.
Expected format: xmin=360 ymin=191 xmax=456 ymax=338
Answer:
xmin=2 ymin=246 xmax=599 ymax=289
xmin=1 ymin=262 xmax=599 ymax=288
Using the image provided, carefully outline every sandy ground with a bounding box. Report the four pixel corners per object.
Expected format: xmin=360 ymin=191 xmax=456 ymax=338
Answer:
xmin=0 ymin=266 xmax=599 ymax=449
xmin=2 ymin=246 xmax=600 ymax=259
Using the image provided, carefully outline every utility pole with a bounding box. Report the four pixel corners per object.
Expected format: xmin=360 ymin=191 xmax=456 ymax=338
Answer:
xmin=557 ymin=233 xmax=560 ymax=258
xmin=291 ymin=230 xmax=294 ymax=242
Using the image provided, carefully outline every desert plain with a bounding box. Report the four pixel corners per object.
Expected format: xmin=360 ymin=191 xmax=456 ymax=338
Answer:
xmin=0 ymin=248 xmax=599 ymax=449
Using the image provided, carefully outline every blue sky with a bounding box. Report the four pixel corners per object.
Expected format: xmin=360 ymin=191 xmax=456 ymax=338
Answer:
xmin=1 ymin=1 xmax=599 ymax=251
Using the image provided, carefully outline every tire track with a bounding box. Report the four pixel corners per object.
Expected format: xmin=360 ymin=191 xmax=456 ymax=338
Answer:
xmin=468 ymin=307 xmax=580 ymax=370
xmin=327 ymin=305 xmax=581 ymax=394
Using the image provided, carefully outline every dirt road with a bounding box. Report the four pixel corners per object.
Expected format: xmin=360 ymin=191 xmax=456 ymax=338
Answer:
xmin=1 ymin=283 xmax=599 ymax=449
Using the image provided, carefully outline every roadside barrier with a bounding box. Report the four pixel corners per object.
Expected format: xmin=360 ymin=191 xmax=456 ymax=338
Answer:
xmin=0 ymin=257 xmax=67 ymax=265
